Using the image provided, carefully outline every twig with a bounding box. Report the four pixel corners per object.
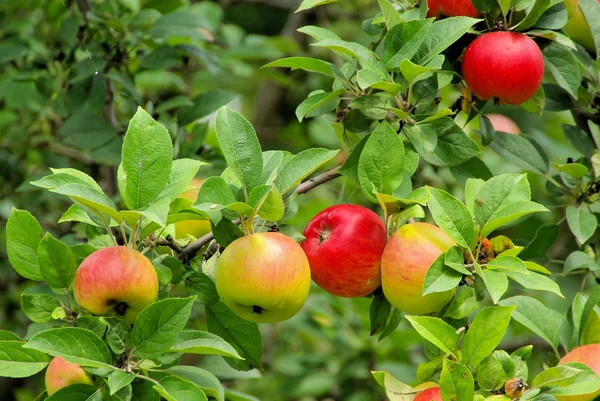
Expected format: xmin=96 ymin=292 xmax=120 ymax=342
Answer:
xmin=157 ymin=235 xmax=184 ymax=254
xmin=177 ymin=166 xmax=342 ymax=260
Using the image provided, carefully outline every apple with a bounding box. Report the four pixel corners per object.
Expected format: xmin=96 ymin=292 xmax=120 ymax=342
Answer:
xmin=45 ymin=356 xmax=93 ymax=395
xmin=73 ymin=246 xmax=159 ymax=324
xmin=486 ymin=113 xmax=521 ymax=135
xmin=414 ymin=386 xmax=442 ymax=401
xmin=564 ymin=0 xmax=599 ymax=53
xmin=381 ymin=223 xmax=456 ymax=314
xmin=557 ymin=344 xmax=600 ymax=401
xmin=426 ymin=0 xmax=481 ymax=18
xmin=215 ymin=232 xmax=311 ymax=323
xmin=462 ymin=32 xmax=544 ymax=105
xmin=301 ymin=204 xmax=387 ymax=297
xmin=174 ymin=178 xmax=212 ymax=239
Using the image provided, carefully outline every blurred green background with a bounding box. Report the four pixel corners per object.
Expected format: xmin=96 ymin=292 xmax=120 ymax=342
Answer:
xmin=0 ymin=1 xmax=591 ymax=400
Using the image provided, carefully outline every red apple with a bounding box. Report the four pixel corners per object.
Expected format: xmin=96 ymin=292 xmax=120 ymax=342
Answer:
xmin=301 ymin=204 xmax=386 ymax=297
xmin=73 ymin=246 xmax=159 ymax=324
xmin=486 ymin=113 xmax=521 ymax=135
xmin=557 ymin=344 xmax=600 ymax=401
xmin=462 ymin=32 xmax=544 ymax=105
xmin=215 ymin=232 xmax=311 ymax=323
xmin=45 ymin=356 xmax=93 ymax=395
xmin=414 ymin=386 xmax=442 ymax=401
xmin=174 ymin=178 xmax=212 ymax=240
xmin=381 ymin=223 xmax=456 ymax=314
xmin=426 ymin=0 xmax=481 ymax=18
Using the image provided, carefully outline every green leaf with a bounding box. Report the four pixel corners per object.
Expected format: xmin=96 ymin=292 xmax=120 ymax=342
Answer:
xmin=579 ymin=287 xmax=600 ymax=343
xmin=519 ymin=223 xmax=560 ymax=259
xmin=580 ymin=0 xmax=600 ymax=58
xmin=178 ymin=90 xmax=237 ymax=126
xmin=206 ymin=302 xmax=263 ymax=371
xmin=169 ymin=330 xmax=243 ymax=359
xmin=370 ymin=290 xmax=391 ymax=336
xmin=295 ymin=90 xmax=344 ymax=122
xmin=372 ymin=371 xmax=416 ymax=401
xmin=0 ymin=341 xmax=50 ymax=378
xmin=399 ymin=59 xmax=441 ymax=83
xmin=413 ymin=17 xmax=481 ymax=64
xmin=358 ymin=121 xmax=405 ymax=201
xmin=379 ymin=309 xmax=403 ymax=342
xmin=155 ymin=376 xmax=207 ymax=401
xmin=101 ymin=317 xmax=132 ymax=355
xmin=553 ymin=162 xmax=589 ymax=179
xmin=444 ymin=286 xmax=479 ymax=320
xmin=37 ymin=233 xmax=77 ymax=291
xmin=499 ymin=296 xmax=561 ymax=353
xmin=215 ymin=108 xmax=263 ymax=196
xmin=157 ymin=159 xmax=205 ymax=202
xmin=384 ymin=19 xmax=433 ymax=68
xmin=514 ymin=0 xmax=551 ymax=30
xmin=24 ymin=327 xmax=112 ymax=367
xmin=404 ymin=316 xmax=458 ymax=357
xmin=276 ymin=148 xmax=338 ymax=195
xmin=131 ymin=379 xmax=160 ymax=401
xmin=439 ymin=359 xmax=474 ymax=401
xmin=490 ymin=132 xmax=548 ymax=174
xmin=168 ymin=366 xmax=225 ymax=401
xmin=461 ymin=306 xmax=515 ymax=368
xmin=262 ymin=57 xmax=343 ymax=79
xmin=296 ymin=0 xmax=338 ymax=12
xmin=449 ymin=157 xmax=493 ymax=186
xmin=474 ymin=174 xmax=529 ymax=227
xmin=480 ymin=269 xmax=509 ymax=304
xmin=477 ymin=355 xmax=507 ymax=391
xmin=543 ymin=42 xmax=580 ymax=98
xmin=45 ymin=384 xmax=99 ymax=401
xmin=132 ymin=297 xmax=195 ymax=359
xmin=6 ymin=208 xmax=43 ymax=280
xmin=506 ymin=270 xmax=563 ymax=297
xmin=378 ymin=0 xmax=403 ymax=29
xmin=21 ymin=294 xmax=59 ymax=323
xmin=423 ymin=254 xmax=463 ymax=295
xmin=566 ymin=205 xmax=598 ymax=244
xmin=426 ymin=187 xmax=474 ymax=248
xmin=312 ymin=39 xmax=388 ymax=78
xmin=185 ymin=272 xmax=219 ymax=306
xmin=486 ymin=256 xmax=528 ymax=274
xmin=533 ymin=364 xmax=585 ymax=388
xmin=108 ymin=370 xmax=137 ymax=395
xmin=118 ymin=107 xmax=173 ymax=210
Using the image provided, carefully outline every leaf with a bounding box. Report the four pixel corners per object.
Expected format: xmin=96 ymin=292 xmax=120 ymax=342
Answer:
xmin=423 ymin=254 xmax=463 ymax=295
xmin=37 ymin=233 xmax=77 ymax=291
xmin=514 ymin=0 xmax=551 ymax=30
xmin=178 ymin=90 xmax=237 ymax=126
xmin=215 ymin=108 xmax=263 ymax=196
xmin=490 ymin=132 xmax=548 ymax=174
xmin=312 ymin=39 xmax=388 ymax=77
xmin=155 ymin=376 xmax=207 ymax=401
xmin=296 ymin=0 xmax=338 ymax=12
xmin=477 ymin=355 xmax=507 ymax=391
xmin=276 ymin=148 xmax=338 ymax=195
xmin=426 ymin=187 xmax=474 ymax=248
xmin=413 ymin=17 xmax=481 ymax=64
xmin=542 ymin=42 xmax=580 ymax=98
xmin=118 ymin=107 xmax=173 ymax=211
xmin=372 ymin=371 xmax=416 ymax=401
xmin=6 ymin=208 xmax=43 ymax=280
xmin=206 ymin=302 xmax=263 ymax=371
xmin=157 ymin=159 xmax=205 ymax=202
xmin=358 ymin=121 xmax=405 ymax=201
xmin=506 ymin=270 xmax=564 ymax=298
xmin=404 ymin=316 xmax=458 ymax=357
xmin=461 ymin=306 xmax=515 ymax=368
xmin=45 ymin=384 xmax=99 ymax=401
xmin=519 ymin=224 xmax=560 ymax=259
xmin=444 ymin=286 xmax=479 ymax=320
xmin=379 ymin=309 xmax=403 ymax=342
xmin=553 ymin=162 xmax=589 ymax=179
xmin=169 ymin=330 xmax=243 ymax=360
xmin=370 ymin=289 xmax=392 ymax=336
xmin=21 ymin=294 xmax=59 ymax=323
xmin=563 ymin=125 xmax=595 ymax=157
xmin=0 ymin=341 xmax=50 ymax=378
xmin=449 ymin=157 xmax=493 ymax=186
xmin=439 ymin=359 xmax=474 ymax=401
xmin=567 ymin=206 xmax=598 ymax=244
xmin=486 ymin=256 xmax=528 ymax=274
xmin=384 ymin=19 xmax=433 ymax=68
xmin=579 ymin=287 xmax=600 ymax=344
xmin=480 ymin=269 xmax=509 ymax=304
xmin=24 ymin=327 xmax=112 ymax=367
xmin=533 ymin=365 xmax=585 ymax=388
xmin=168 ymin=366 xmax=225 ymax=401
xmin=295 ymin=90 xmax=344 ymax=122
xmin=474 ymin=174 xmax=530 ymax=228
xmin=185 ymin=272 xmax=219 ymax=306
xmin=101 ymin=317 xmax=132 ymax=355
xmin=499 ymin=296 xmax=561 ymax=353
xmin=132 ymin=297 xmax=195 ymax=359
xmin=262 ymin=57 xmax=343 ymax=79
xmin=378 ymin=0 xmax=403 ymax=29
xmin=108 ymin=370 xmax=137 ymax=395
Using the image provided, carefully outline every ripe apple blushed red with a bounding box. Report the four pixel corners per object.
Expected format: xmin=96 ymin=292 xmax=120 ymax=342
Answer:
xmin=414 ymin=386 xmax=442 ymax=401
xmin=215 ymin=232 xmax=311 ymax=323
xmin=426 ymin=0 xmax=481 ymax=18
xmin=557 ymin=344 xmax=600 ymax=401
xmin=462 ymin=32 xmax=544 ymax=105
xmin=45 ymin=356 xmax=93 ymax=395
xmin=301 ymin=204 xmax=387 ymax=298
xmin=73 ymin=246 xmax=159 ymax=324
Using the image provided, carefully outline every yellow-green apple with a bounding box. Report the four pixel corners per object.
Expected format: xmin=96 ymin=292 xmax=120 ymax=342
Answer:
xmin=462 ymin=32 xmax=544 ymax=105
xmin=174 ymin=178 xmax=212 ymax=239
xmin=557 ymin=344 xmax=600 ymax=401
xmin=427 ymin=0 xmax=481 ymax=18
xmin=381 ymin=223 xmax=456 ymax=314
xmin=215 ymin=232 xmax=311 ymax=323
xmin=486 ymin=113 xmax=521 ymax=135
xmin=301 ymin=204 xmax=387 ymax=297
xmin=45 ymin=356 xmax=93 ymax=395
xmin=414 ymin=386 xmax=442 ymax=401
xmin=564 ymin=0 xmax=599 ymax=53
xmin=73 ymin=246 xmax=159 ymax=324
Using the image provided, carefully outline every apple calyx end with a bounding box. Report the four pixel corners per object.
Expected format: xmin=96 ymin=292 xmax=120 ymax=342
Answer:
xmin=317 ymin=229 xmax=330 ymax=245
xmin=108 ymin=300 xmax=129 ymax=317
xmin=252 ymin=305 xmax=265 ymax=315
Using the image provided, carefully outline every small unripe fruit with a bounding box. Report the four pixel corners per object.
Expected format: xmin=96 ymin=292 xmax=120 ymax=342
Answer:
xmin=45 ymin=357 xmax=93 ymax=395
xmin=557 ymin=344 xmax=600 ymax=401
xmin=174 ymin=178 xmax=211 ymax=239
xmin=486 ymin=114 xmax=521 ymax=135
xmin=73 ymin=246 xmax=159 ymax=324
xmin=414 ymin=386 xmax=442 ymax=401
xmin=563 ymin=0 xmax=600 ymax=53
xmin=215 ymin=232 xmax=311 ymax=323
xmin=462 ymin=32 xmax=544 ymax=105
xmin=301 ymin=204 xmax=387 ymax=297
xmin=426 ymin=0 xmax=481 ymax=18
xmin=381 ymin=223 xmax=456 ymax=314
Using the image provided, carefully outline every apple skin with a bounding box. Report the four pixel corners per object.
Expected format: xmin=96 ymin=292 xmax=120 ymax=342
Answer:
xmin=414 ymin=387 xmax=442 ymax=401
xmin=73 ymin=246 xmax=159 ymax=324
xmin=564 ymin=0 xmax=599 ymax=53
xmin=557 ymin=344 xmax=600 ymax=401
xmin=45 ymin=356 xmax=93 ymax=395
xmin=426 ymin=0 xmax=481 ymax=18
xmin=215 ymin=232 xmax=311 ymax=323
xmin=462 ymin=32 xmax=544 ymax=105
xmin=486 ymin=113 xmax=521 ymax=135
xmin=381 ymin=223 xmax=456 ymax=314
xmin=174 ymin=178 xmax=212 ymax=239
xmin=301 ymin=204 xmax=387 ymax=298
